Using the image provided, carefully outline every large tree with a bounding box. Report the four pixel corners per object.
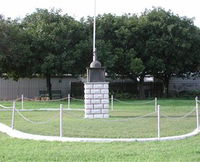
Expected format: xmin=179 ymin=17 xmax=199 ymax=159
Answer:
xmin=87 ymin=14 xmax=146 ymax=97
xmin=22 ymin=9 xmax=85 ymax=99
xmin=136 ymin=8 xmax=200 ymax=96
xmin=0 ymin=15 xmax=32 ymax=79
xmin=1 ymin=8 xmax=200 ymax=99
xmin=84 ymin=14 xmax=140 ymax=79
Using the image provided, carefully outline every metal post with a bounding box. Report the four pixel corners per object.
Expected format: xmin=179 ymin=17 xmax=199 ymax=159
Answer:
xmin=157 ymin=105 xmax=160 ymax=139
xmin=21 ymin=94 xmax=24 ymax=110
xmin=60 ymin=104 xmax=63 ymax=137
xmin=93 ymin=0 xmax=96 ymax=61
xmin=155 ymin=97 xmax=157 ymax=112
xmin=111 ymin=95 xmax=114 ymax=111
xmin=11 ymin=101 xmax=16 ymax=129
xmin=68 ymin=94 xmax=70 ymax=110
xmin=196 ymin=97 xmax=199 ymax=130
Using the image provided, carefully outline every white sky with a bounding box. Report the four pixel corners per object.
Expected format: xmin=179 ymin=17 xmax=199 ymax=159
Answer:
xmin=0 ymin=0 xmax=200 ymax=27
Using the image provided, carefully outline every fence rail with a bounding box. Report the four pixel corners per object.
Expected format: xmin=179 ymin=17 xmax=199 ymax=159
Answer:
xmin=0 ymin=96 xmax=199 ymax=139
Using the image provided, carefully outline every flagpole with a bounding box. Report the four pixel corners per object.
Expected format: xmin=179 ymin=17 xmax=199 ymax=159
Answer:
xmin=93 ymin=0 xmax=96 ymax=61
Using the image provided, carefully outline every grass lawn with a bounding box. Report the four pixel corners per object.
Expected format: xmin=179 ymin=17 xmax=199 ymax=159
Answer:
xmin=0 ymin=132 xmax=200 ymax=161
xmin=0 ymin=98 xmax=197 ymax=138
xmin=0 ymin=98 xmax=199 ymax=161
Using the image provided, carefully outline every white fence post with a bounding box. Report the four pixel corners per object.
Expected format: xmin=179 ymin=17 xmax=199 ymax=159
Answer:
xmin=21 ymin=94 xmax=24 ymax=110
xmin=11 ymin=101 xmax=16 ymax=129
xmin=111 ymin=95 xmax=114 ymax=111
xmin=157 ymin=105 xmax=160 ymax=139
xmin=155 ymin=97 xmax=157 ymax=112
xmin=60 ymin=104 xmax=63 ymax=137
xmin=68 ymin=94 xmax=70 ymax=110
xmin=196 ymin=96 xmax=199 ymax=130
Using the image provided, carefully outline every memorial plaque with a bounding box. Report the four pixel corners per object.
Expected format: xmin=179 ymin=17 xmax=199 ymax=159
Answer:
xmin=87 ymin=67 xmax=105 ymax=82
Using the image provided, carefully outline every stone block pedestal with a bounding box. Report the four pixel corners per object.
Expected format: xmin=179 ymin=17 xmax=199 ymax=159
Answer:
xmin=84 ymin=82 xmax=109 ymax=118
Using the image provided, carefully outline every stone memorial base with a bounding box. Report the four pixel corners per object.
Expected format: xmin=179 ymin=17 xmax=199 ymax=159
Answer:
xmin=84 ymin=82 xmax=109 ymax=118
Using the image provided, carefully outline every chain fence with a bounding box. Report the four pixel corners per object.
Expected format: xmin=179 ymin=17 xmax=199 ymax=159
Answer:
xmin=15 ymin=108 xmax=60 ymax=125
xmin=0 ymin=96 xmax=199 ymax=139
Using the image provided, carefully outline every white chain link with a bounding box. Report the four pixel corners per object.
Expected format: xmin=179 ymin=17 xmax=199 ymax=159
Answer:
xmin=15 ymin=108 xmax=59 ymax=124
xmin=70 ymin=97 xmax=84 ymax=102
xmin=161 ymin=108 xmax=196 ymax=120
xmin=23 ymin=97 xmax=69 ymax=102
xmin=14 ymin=98 xmax=22 ymax=102
xmin=113 ymin=98 xmax=155 ymax=105
xmin=0 ymin=104 xmax=12 ymax=109
xmin=102 ymin=111 xmax=157 ymax=122
xmin=64 ymin=110 xmax=84 ymax=118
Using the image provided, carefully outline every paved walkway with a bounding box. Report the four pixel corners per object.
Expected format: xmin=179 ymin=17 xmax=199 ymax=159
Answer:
xmin=0 ymin=122 xmax=199 ymax=142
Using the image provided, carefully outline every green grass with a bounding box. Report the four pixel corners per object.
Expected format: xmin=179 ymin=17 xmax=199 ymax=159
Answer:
xmin=0 ymin=98 xmax=84 ymax=109
xmin=0 ymin=98 xmax=200 ymax=161
xmin=0 ymin=132 xmax=200 ymax=161
xmin=0 ymin=99 xmax=197 ymax=138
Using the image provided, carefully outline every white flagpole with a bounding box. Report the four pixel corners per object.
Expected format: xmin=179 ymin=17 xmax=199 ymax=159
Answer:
xmin=93 ymin=0 xmax=96 ymax=61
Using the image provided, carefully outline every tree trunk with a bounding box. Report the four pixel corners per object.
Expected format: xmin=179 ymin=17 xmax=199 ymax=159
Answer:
xmin=46 ymin=74 xmax=52 ymax=100
xmin=163 ymin=79 xmax=170 ymax=98
xmin=138 ymin=77 xmax=145 ymax=99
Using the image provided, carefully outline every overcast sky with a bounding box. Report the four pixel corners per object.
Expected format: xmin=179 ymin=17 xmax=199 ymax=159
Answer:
xmin=1 ymin=0 xmax=200 ymax=27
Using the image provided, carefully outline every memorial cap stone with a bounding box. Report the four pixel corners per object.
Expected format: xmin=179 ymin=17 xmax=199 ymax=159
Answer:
xmin=90 ymin=60 xmax=101 ymax=68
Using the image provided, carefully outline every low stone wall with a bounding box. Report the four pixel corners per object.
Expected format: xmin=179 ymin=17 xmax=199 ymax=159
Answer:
xmin=84 ymin=82 xmax=109 ymax=118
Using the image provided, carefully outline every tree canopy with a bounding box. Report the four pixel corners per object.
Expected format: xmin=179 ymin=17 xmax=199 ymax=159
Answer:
xmin=0 ymin=8 xmax=200 ymax=98
xmin=21 ymin=9 xmax=86 ymax=98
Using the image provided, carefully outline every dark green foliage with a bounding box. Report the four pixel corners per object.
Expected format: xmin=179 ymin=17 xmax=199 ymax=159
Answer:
xmin=136 ymin=8 xmax=200 ymax=96
xmin=0 ymin=8 xmax=200 ymax=98
xmin=21 ymin=9 xmax=86 ymax=98
xmin=175 ymin=90 xmax=200 ymax=98
xmin=0 ymin=15 xmax=33 ymax=79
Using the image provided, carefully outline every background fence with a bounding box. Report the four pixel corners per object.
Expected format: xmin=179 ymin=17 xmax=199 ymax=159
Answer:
xmin=0 ymin=77 xmax=78 ymax=100
xmin=1 ymin=77 xmax=200 ymax=100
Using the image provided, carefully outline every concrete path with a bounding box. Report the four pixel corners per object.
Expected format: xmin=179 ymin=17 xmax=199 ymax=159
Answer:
xmin=0 ymin=122 xmax=199 ymax=142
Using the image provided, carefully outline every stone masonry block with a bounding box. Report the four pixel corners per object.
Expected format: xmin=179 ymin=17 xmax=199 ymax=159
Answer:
xmin=84 ymin=89 xmax=91 ymax=94
xmin=93 ymin=84 xmax=104 ymax=89
xmin=93 ymin=104 xmax=103 ymax=109
xmin=85 ymin=104 xmax=93 ymax=109
xmin=103 ymin=94 xmax=109 ymax=98
xmin=103 ymin=104 xmax=109 ymax=109
xmin=85 ymin=94 xmax=93 ymax=99
xmin=101 ymin=99 xmax=109 ymax=104
xmin=102 ymin=109 xmax=109 ymax=113
xmin=91 ymin=89 xmax=100 ymax=94
xmin=101 ymin=89 xmax=109 ymax=94
xmin=85 ymin=109 xmax=91 ymax=114
xmin=85 ymin=99 xmax=91 ymax=104
xmin=84 ymin=84 xmax=93 ymax=89
xmin=94 ymin=94 xmax=103 ymax=99
xmin=91 ymin=99 xmax=100 ymax=104
xmin=103 ymin=114 xmax=109 ymax=118
xmin=94 ymin=114 xmax=104 ymax=118
xmin=85 ymin=114 xmax=94 ymax=119
xmin=104 ymin=84 xmax=109 ymax=88
xmin=91 ymin=109 xmax=101 ymax=114
xmin=84 ymin=82 xmax=110 ymax=119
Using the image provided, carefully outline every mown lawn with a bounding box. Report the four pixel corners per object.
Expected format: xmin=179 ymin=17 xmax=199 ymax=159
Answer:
xmin=0 ymin=99 xmax=197 ymax=138
xmin=0 ymin=132 xmax=200 ymax=161
xmin=0 ymin=98 xmax=199 ymax=161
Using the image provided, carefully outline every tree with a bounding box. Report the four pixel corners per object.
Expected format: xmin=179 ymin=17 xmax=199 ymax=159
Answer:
xmin=22 ymin=9 xmax=85 ymax=99
xmin=95 ymin=14 xmax=147 ymax=97
xmin=1 ymin=8 xmax=200 ymax=99
xmin=0 ymin=15 xmax=33 ymax=80
xmin=84 ymin=14 xmax=137 ymax=77
xmin=135 ymin=8 xmax=200 ymax=96
xmin=84 ymin=14 xmax=148 ymax=97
